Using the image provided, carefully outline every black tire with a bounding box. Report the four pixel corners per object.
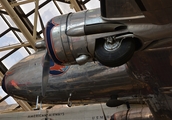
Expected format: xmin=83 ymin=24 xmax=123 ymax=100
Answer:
xmin=95 ymin=38 xmax=135 ymax=67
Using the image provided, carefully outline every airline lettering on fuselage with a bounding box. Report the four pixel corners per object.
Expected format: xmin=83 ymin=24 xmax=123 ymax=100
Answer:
xmin=28 ymin=113 xmax=64 ymax=118
xmin=49 ymin=59 xmax=69 ymax=76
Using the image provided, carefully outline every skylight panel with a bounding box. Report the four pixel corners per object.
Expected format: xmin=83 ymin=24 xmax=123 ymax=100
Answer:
xmin=56 ymin=1 xmax=75 ymax=14
xmin=5 ymin=96 xmax=17 ymax=105
xmin=0 ymin=86 xmax=7 ymax=97
xmin=28 ymin=13 xmax=41 ymax=33
xmin=27 ymin=47 xmax=35 ymax=54
xmin=0 ymin=50 xmax=13 ymax=58
xmin=85 ymin=0 xmax=100 ymax=10
xmin=28 ymin=1 xmax=61 ymax=33
xmin=0 ymin=86 xmax=17 ymax=105
xmin=0 ymin=31 xmax=20 ymax=48
xmin=16 ymin=31 xmax=27 ymax=42
xmin=3 ymin=14 xmax=18 ymax=28
xmin=39 ymin=1 xmax=61 ymax=25
xmin=0 ymin=16 xmax=9 ymax=34
xmin=20 ymin=1 xmax=35 ymax=14
xmin=2 ymin=47 xmax=29 ymax=69
xmin=40 ymin=33 xmax=43 ymax=38
xmin=20 ymin=0 xmax=46 ymax=14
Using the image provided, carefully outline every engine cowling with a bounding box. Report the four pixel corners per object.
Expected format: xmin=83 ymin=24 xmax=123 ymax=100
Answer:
xmin=44 ymin=8 xmax=135 ymax=67
xmin=45 ymin=9 xmax=102 ymax=65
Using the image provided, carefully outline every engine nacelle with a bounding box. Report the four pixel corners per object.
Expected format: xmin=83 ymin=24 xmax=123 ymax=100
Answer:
xmin=45 ymin=9 xmax=102 ymax=65
xmin=45 ymin=8 xmax=135 ymax=67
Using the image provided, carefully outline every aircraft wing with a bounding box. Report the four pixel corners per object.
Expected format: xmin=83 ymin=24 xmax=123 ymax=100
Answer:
xmin=101 ymin=0 xmax=172 ymax=24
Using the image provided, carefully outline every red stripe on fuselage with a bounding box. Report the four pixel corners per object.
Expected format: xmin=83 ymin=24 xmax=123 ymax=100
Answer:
xmin=50 ymin=64 xmax=65 ymax=72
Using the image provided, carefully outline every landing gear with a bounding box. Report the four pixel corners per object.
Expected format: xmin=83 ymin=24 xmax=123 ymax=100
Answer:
xmin=95 ymin=36 xmax=135 ymax=67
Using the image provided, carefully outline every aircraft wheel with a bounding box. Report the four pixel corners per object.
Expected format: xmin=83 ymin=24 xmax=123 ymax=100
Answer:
xmin=95 ymin=37 xmax=135 ymax=67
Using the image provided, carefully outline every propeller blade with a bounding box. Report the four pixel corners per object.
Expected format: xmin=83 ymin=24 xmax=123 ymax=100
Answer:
xmin=42 ymin=52 xmax=50 ymax=96
xmin=38 ymin=11 xmax=50 ymax=96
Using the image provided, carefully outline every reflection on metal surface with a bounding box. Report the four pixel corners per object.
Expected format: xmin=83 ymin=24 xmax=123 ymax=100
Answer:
xmin=76 ymin=55 xmax=89 ymax=65
xmin=0 ymin=0 xmax=36 ymax=10
xmin=0 ymin=42 xmax=30 ymax=52
xmin=10 ymin=80 xmax=20 ymax=90
xmin=102 ymin=15 xmax=145 ymax=21
xmin=35 ymin=40 xmax=46 ymax=49
xmin=3 ymin=50 xmax=147 ymax=104
xmin=111 ymin=106 xmax=153 ymax=120
xmin=67 ymin=25 xmax=85 ymax=36
xmin=104 ymin=37 xmax=121 ymax=52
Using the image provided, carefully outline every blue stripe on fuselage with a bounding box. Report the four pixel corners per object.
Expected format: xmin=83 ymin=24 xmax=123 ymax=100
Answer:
xmin=46 ymin=20 xmax=63 ymax=64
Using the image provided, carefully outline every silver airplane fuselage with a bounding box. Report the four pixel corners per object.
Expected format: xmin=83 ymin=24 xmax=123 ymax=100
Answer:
xmin=2 ymin=49 xmax=147 ymax=104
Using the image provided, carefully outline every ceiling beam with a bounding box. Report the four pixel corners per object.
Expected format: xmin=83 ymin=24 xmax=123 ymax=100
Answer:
xmin=80 ymin=0 xmax=90 ymax=4
xmin=13 ymin=3 xmax=42 ymax=40
xmin=0 ymin=0 xmax=37 ymax=50
xmin=0 ymin=61 xmax=7 ymax=74
xmin=77 ymin=0 xmax=86 ymax=10
xmin=0 ymin=0 xmax=36 ymax=10
xmin=33 ymin=0 xmax=39 ymax=41
xmin=0 ymin=42 xmax=31 ymax=52
xmin=0 ymin=71 xmax=3 ymax=84
xmin=14 ymin=98 xmax=32 ymax=111
xmin=69 ymin=0 xmax=81 ymax=12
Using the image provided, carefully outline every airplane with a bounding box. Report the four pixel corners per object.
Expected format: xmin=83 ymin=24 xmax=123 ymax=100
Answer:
xmin=2 ymin=0 xmax=172 ymax=119
xmin=0 ymin=103 xmax=153 ymax=120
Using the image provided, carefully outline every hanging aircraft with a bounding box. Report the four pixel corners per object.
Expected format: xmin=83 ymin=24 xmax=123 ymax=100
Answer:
xmin=2 ymin=0 xmax=172 ymax=119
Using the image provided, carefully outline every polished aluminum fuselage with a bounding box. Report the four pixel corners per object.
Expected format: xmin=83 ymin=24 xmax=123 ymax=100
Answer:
xmin=3 ymin=50 xmax=147 ymax=104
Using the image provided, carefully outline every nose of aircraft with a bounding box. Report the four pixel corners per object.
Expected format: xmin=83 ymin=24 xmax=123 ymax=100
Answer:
xmin=1 ymin=74 xmax=34 ymax=102
xmin=1 ymin=75 xmax=7 ymax=93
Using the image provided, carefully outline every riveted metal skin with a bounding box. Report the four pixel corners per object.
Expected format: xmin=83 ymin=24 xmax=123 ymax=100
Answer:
xmin=2 ymin=50 xmax=148 ymax=104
